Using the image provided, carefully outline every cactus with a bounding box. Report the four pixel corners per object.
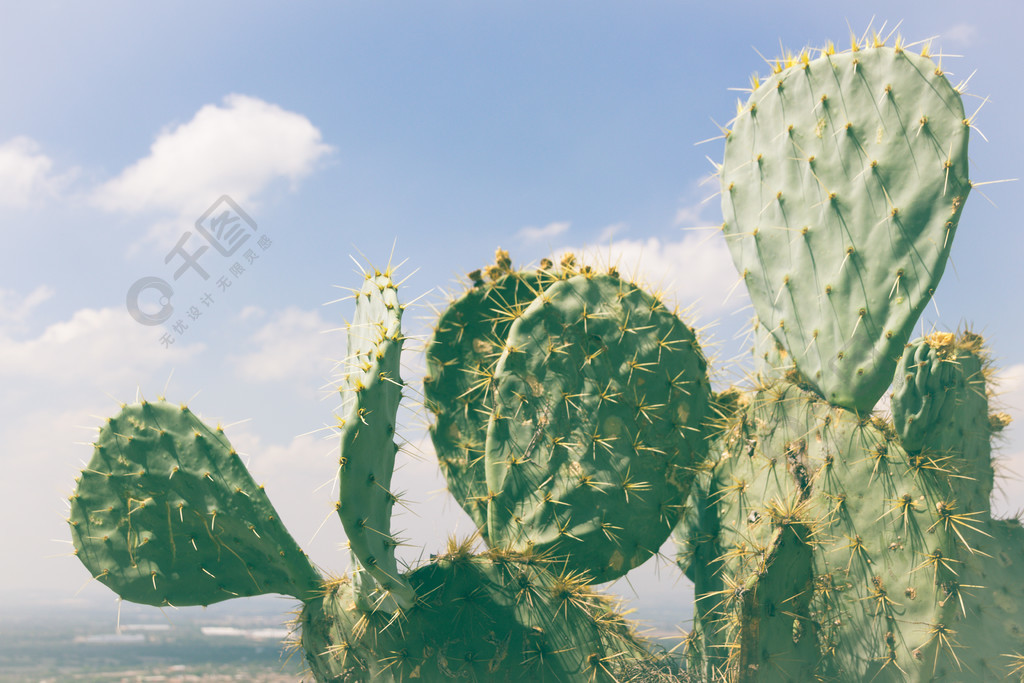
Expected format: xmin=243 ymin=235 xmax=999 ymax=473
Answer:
xmin=334 ymin=268 xmax=416 ymax=611
xmin=677 ymin=33 xmax=1024 ymax=682
xmin=482 ymin=263 xmax=712 ymax=583
xmin=425 ymin=252 xmax=713 ymax=584
xmin=299 ymin=540 xmax=652 ymax=681
xmin=70 ymin=258 xmax=692 ymax=681
xmin=68 ymin=28 xmax=1024 ymax=683
xmin=70 ymin=400 xmax=322 ymax=606
xmin=681 ymin=334 xmax=1023 ymax=681
xmin=425 ymin=257 xmax=558 ymax=535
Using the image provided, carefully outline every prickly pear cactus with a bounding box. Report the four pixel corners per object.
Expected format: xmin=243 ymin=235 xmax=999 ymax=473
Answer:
xmin=485 ymin=268 xmax=711 ymax=583
xmin=721 ymin=39 xmax=971 ymax=413
xmin=679 ymin=333 xmax=1024 ymax=680
xmin=676 ymin=33 xmax=1024 ymax=682
xmin=67 ymin=27 xmax=1023 ymax=683
xmin=424 ymin=251 xmax=713 ymax=584
xmin=69 ymin=259 xmax=673 ymax=682
xmin=335 ymin=267 xmax=416 ymax=610
xmin=300 ymin=542 xmax=651 ymax=682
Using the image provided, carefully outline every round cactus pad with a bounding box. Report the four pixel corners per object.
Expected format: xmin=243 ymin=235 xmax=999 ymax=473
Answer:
xmin=425 ymin=270 xmax=554 ymax=533
xmin=70 ymin=401 xmax=320 ymax=606
xmin=721 ymin=45 xmax=970 ymax=412
xmin=485 ymin=273 xmax=711 ymax=583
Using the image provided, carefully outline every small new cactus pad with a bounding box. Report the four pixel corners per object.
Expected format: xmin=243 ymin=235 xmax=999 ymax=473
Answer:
xmin=891 ymin=332 xmax=970 ymax=453
xmin=70 ymin=401 xmax=321 ymax=606
xmin=721 ymin=43 xmax=971 ymax=413
xmin=299 ymin=543 xmax=651 ymax=682
xmin=485 ymin=271 xmax=712 ymax=583
xmin=336 ymin=267 xmax=416 ymax=609
xmin=892 ymin=329 xmax=1012 ymax=525
xmin=425 ymin=253 xmax=559 ymax=533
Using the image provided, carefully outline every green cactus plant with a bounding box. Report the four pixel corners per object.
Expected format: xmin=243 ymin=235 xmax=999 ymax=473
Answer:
xmin=676 ymin=32 xmax=1024 ymax=682
xmin=334 ymin=269 xmax=416 ymax=611
xmin=425 ymin=252 xmax=713 ymax=585
xmin=425 ymin=255 xmax=560 ymax=536
xmin=67 ymin=27 xmax=1024 ymax=683
xmin=299 ymin=540 xmax=652 ymax=681
xmin=70 ymin=257 xmax=703 ymax=681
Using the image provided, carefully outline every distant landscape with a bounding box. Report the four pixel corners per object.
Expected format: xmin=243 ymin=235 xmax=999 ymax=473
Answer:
xmin=0 ymin=594 xmax=690 ymax=681
xmin=0 ymin=597 xmax=303 ymax=682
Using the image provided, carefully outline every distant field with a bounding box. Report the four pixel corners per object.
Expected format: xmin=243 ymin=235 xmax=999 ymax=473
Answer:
xmin=0 ymin=602 xmax=305 ymax=682
xmin=0 ymin=595 xmax=689 ymax=681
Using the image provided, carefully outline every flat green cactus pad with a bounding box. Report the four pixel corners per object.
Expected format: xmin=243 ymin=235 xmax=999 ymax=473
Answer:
xmin=425 ymin=267 xmax=557 ymax=534
xmin=336 ymin=267 xmax=416 ymax=609
xmin=485 ymin=272 xmax=711 ymax=583
xmin=70 ymin=401 xmax=320 ymax=606
xmin=721 ymin=44 xmax=970 ymax=412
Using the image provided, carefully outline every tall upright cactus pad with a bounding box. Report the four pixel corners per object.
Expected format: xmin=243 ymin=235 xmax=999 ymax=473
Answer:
xmin=335 ymin=267 xmax=415 ymax=609
xmin=425 ymin=253 xmax=560 ymax=533
xmin=721 ymin=42 xmax=971 ymax=412
xmin=299 ymin=544 xmax=653 ymax=682
xmin=485 ymin=271 xmax=712 ymax=583
xmin=69 ymin=400 xmax=321 ymax=606
xmin=678 ymin=332 xmax=1024 ymax=681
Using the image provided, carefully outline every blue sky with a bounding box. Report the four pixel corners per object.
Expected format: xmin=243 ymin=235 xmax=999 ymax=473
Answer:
xmin=3 ymin=1 xmax=1022 ymax=637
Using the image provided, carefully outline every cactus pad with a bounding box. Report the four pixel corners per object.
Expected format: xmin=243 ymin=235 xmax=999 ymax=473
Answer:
xmin=721 ymin=44 xmax=971 ymax=412
xmin=485 ymin=271 xmax=711 ymax=583
xmin=425 ymin=262 xmax=557 ymax=533
xmin=336 ymin=267 xmax=416 ymax=609
xmin=69 ymin=401 xmax=320 ymax=606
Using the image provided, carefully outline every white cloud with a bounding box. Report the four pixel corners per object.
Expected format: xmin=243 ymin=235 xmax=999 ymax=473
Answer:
xmin=0 ymin=285 xmax=54 ymax=328
xmin=0 ymin=137 xmax=64 ymax=207
xmin=557 ymin=231 xmax=746 ymax=320
xmin=996 ymin=363 xmax=1024 ymax=408
xmin=942 ymin=23 xmax=978 ymax=47
xmin=517 ymin=221 xmax=570 ymax=245
xmin=596 ymin=222 xmax=627 ymax=243
xmin=230 ymin=307 xmax=339 ymax=383
xmin=92 ymin=94 xmax=333 ymax=219
xmin=0 ymin=303 xmax=202 ymax=385
xmin=674 ymin=203 xmax=712 ymax=227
